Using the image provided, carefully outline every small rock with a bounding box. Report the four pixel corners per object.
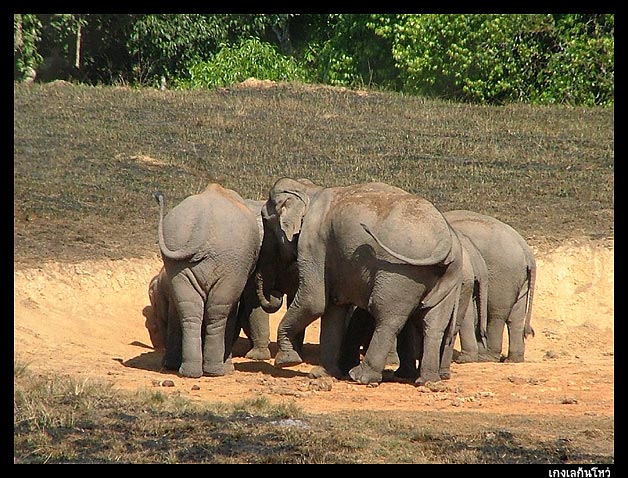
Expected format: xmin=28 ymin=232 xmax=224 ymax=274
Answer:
xmin=544 ymin=350 xmax=559 ymax=360
xmin=561 ymin=397 xmax=578 ymax=404
xmin=191 ymin=384 xmax=200 ymax=391
xmin=425 ymin=381 xmax=448 ymax=392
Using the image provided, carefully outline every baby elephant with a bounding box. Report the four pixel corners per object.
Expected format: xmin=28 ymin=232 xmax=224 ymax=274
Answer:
xmin=145 ymin=266 xmax=271 ymax=371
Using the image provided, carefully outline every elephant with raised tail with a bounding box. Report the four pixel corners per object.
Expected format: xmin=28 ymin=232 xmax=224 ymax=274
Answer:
xmin=154 ymin=183 xmax=268 ymax=378
xmin=254 ymin=178 xmax=463 ymax=385
xmin=443 ymin=210 xmax=536 ymax=362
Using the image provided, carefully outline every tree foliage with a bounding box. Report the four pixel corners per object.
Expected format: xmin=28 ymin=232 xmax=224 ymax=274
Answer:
xmin=13 ymin=13 xmax=613 ymax=106
xmin=371 ymin=14 xmax=614 ymax=105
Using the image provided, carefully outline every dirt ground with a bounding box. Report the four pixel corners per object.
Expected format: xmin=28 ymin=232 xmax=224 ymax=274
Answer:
xmin=14 ymin=239 xmax=613 ymax=418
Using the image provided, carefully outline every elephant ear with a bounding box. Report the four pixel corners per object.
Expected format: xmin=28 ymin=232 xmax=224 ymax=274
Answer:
xmin=276 ymin=191 xmax=308 ymax=242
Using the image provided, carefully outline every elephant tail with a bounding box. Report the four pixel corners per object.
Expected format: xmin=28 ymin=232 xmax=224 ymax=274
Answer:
xmin=360 ymin=222 xmax=452 ymax=266
xmin=523 ymin=259 xmax=536 ymax=338
xmin=154 ymin=191 xmax=199 ymax=261
xmin=475 ymin=273 xmax=489 ymax=348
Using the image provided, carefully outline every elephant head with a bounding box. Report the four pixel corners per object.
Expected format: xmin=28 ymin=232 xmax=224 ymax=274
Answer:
xmin=254 ymin=178 xmax=321 ymax=314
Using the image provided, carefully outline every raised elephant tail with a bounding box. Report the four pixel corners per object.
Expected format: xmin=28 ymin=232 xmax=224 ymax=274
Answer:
xmin=154 ymin=191 xmax=197 ymax=261
xmin=360 ymin=223 xmax=452 ymax=266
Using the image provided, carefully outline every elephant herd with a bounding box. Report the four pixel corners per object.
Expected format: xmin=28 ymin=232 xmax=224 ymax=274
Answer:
xmin=145 ymin=178 xmax=536 ymax=386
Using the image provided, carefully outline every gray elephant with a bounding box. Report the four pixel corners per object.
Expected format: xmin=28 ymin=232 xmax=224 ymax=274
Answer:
xmin=443 ymin=210 xmax=536 ymax=362
xmin=155 ymin=183 xmax=267 ymax=378
xmin=339 ymin=228 xmax=489 ymax=380
xmin=145 ymin=265 xmax=271 ymax=371
xmin=255 ymin=178 xmax=463 ymax=385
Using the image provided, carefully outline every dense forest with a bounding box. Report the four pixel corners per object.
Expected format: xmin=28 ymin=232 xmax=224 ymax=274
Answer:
xmin=14 ymin=14 xmax=613 ymax=105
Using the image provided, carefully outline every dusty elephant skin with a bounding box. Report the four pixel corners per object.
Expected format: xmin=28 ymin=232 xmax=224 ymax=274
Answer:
xmin=145 ymin=265 xmax=271 ymax=371
xmin=255 ymin=178 xmax=464 ymax=385
xmin=155 ymin=183 xmax=267 ymax=378
xmin=444 ymin=210 xmax=536 ymax=363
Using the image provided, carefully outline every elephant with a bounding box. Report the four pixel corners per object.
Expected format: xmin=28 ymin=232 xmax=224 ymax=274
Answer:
xmin=338 ymin=228 xmax=489 ymax=379
xmin=154 ymin=183 xmax=268 ymax=378
xmin=145 ymin=264 xmax=271 ymax=371
xmin=254 ymin=178 xmax=464 ymax=385
xmin=443 ymin=210 xmax=536 ymax=362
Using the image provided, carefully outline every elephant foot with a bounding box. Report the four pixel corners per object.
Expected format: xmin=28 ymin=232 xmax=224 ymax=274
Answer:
xmin=274 ymin=349 xmax=303 ymax=368
xmin=503 ymin=354 xmax=525 ymax=363
xmin=439 ymin=369 xmax=451 ymax=380
xmin=307 ymin=365 xmax=335 ymax=378
xmin=202 ymin=359 xmax=233 ymax=377
xmin=162 ymin=357 xmax=182 ymax=371
xmin=394 ymin=365 xmax=419 ymax=381
xmin=244 ymin=346 xmax=271 ymax=361
xmin=454 ymin=351 xmax=478 ymax=364
xmin=478 ymin=352 xmax=501 ymax=363
xmin=348 ymin=363 xmax=383 ymax=385
xmin=179 ymin=362 xmax=203 ymax=379
xmin=415 ymin=372 xmax=441 ymax=386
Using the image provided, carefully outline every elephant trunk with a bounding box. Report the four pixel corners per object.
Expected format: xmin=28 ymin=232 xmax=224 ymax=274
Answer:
xmin=255 ymin=270 xmax=284 ymax=314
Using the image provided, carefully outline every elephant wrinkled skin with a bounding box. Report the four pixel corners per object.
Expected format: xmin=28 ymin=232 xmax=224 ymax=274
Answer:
xmin=145 ymin=264 xmax=271 ymax=371
xmin=255 ymin=178 xmax=464 ymax=385
xmin=444 ymin=210 xmax=536 ymax=362
xmin=155 ymin=183 xmax=267 ymax=378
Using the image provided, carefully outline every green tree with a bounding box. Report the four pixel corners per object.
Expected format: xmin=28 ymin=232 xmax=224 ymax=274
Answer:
xmin=371 ymin=14 xmax=613 ymax=105
xmin=14 ymin=14 xmax=43 ymax=81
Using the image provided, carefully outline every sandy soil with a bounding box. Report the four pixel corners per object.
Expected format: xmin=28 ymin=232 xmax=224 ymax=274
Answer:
xmin=14 ymin=240 xmax=613 ymax=417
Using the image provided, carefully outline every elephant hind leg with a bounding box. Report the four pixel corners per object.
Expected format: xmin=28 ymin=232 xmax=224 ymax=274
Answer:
xmin=202 ymin=303 xmax=236 ymax=376
xmin=504 ymin=296 xmax=529 ymax=363
xmin=480 ymin=311 xmax=508 ymax=362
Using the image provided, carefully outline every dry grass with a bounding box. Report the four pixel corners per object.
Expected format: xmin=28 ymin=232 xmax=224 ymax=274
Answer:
xmin=14 ymin=363 xmax=613 ymax=464
xmin=14 ymin=81 xmax=613 ymax=266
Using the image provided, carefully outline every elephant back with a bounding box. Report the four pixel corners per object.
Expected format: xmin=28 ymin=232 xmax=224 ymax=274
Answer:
xmin=159 ymin=185 xmax=260 ymax=263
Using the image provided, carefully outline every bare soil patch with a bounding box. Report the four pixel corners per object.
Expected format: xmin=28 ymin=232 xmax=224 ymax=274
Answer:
xmin=14 ymin=240 xmax=613 ymax=420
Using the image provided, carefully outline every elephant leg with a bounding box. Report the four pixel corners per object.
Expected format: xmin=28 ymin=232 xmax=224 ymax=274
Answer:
xmin=238 ymin=281 xmax=271 ymax=361
xmin=243 ymin=306 xmax=271 ymax=360
xmin=456 ymin=300 xmax=479 ymax=363
xmin=417 ymin=288 xmax=458 ymax=385
xmin=274 ymin=290 xmax=325 ymax=368
xmin=479 ymin=310 xmax=508 ymax=362
xmin=309 ymin=304 xmax=350 ymax=379
xmin=175 ymin=297 xmax=204 ymax=379
xmin=202 ymin=303 xmax=235 ymax=376
xmin=349 ymin=312 xmax=408 ymax=385
xmin=504 ymin=294 xmax=528 ymax=362
xmin=294 ymin=329 xmax=306 ymax=357
xmin=394 ymin=319 xmax=419 ymax=380
xmin=338 ymin=308 xmax=374 ymax=375
xmin=162 ymin=299 xmax=182 ymax=370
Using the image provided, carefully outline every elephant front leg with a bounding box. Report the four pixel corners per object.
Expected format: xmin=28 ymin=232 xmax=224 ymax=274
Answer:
xmin=202 ymin=303 xmax=234 ymax=376
xmin=309 ymin=305 xmax=349 ymax=379
xmin=274 ymin=300 xmax=322 ymax=368
xmin=243 ymin=304 xmax=271 ymax=361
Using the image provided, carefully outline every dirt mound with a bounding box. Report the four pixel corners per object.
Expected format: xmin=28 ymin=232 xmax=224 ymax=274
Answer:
xmin=14 ymin=240 xmax=613 ymax=416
